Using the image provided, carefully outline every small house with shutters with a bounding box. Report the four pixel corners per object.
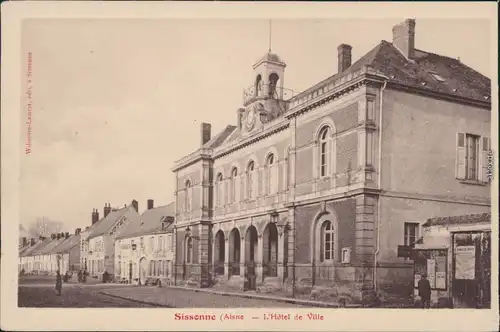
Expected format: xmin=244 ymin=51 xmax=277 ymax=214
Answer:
xmin=85 ymin=200 xmax=141 ymax=279
xmin=114 ymin=200 xmax=175 ymax=285
xmin=413 ymin=212 xmax=491 ymax=308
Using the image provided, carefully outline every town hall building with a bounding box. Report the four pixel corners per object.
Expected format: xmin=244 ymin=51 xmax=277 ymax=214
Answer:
xmin=171 ymin=19 xmax=491 ymax=303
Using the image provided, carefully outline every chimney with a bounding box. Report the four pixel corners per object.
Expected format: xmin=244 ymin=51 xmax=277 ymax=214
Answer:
xmin=132 ymin=200 xmax=139 ymax=212
xmin=392 ymin=18 xmax=416 ymax=59
xmin=147 ymin=199 xmax=154 ymax=210
xmin=104 ymin=203 xmax=111 ymax=218
xmin=201 ymin=122 xmax=211 ymax=145
xmin=75 ymin=228 xmax=81 ymax=235
xmin=337 ymin=44 xmax=352 ymax=73
xmin=92 ymin=208 xmax=100 ymax=225
xmin=30 ymin=238 xmax=36 ymax=246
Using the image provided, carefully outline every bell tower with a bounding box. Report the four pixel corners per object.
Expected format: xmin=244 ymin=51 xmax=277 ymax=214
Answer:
xmin=241 ymin=52 xmax=288 ymax=133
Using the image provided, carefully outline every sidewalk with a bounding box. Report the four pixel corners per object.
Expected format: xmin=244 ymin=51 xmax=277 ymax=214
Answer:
xmin=96 ymin=285 xmax=353 ymax=308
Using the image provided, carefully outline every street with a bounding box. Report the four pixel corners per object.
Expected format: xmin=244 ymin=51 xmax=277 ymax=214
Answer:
xmin=18 ymin=276 xmax=157 ymax=308
xmin=18 ymin=276 xmax=306 ymax=308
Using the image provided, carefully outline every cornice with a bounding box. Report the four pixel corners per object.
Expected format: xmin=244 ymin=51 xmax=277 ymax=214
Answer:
xmin=212 ymin=120 xmax=290 ymax=160
xmin=171 ymin=148 xmax=213 ymax=172
xmin=386 ymin=81 xmax=491 ymax=110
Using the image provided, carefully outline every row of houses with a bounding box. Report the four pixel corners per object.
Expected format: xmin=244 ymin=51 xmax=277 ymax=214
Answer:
xmin=19 ymin=18 xmax=492 ymax=307
xmin=19 ymin=231 xmax=81 ymax=275
xmin=20 ymin=199 xmax=176 ymax=286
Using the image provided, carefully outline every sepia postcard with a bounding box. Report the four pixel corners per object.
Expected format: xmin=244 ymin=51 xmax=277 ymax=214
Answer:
xmin=1 ymin=1 xmax=498 ymax=331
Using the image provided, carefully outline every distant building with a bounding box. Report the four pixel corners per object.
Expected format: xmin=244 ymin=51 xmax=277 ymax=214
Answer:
xmin=171 ymin=18 xmax=491 ymax=303
xmin=19 ymin=230 xmax=81 ymax=275
xmin=84 ymin=201 xmax=140 ymax=279
xmin=114 ymin=200 xmax=175 ymax=285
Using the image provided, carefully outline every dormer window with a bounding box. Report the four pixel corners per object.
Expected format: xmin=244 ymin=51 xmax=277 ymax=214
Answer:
xmin=429 ymin=71 xmax=446 ymax=83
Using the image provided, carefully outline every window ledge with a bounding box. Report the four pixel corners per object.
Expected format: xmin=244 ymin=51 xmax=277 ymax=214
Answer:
xmin=459 ymin=180 xmax=487 ymax=186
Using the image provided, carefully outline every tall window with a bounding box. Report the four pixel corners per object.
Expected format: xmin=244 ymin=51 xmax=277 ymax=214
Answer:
xmin=247 ymin=161 xmax=255 ymax=199
xmin=230 ymin=167 xmax=238 ymax=203
xmin=186 ymin=237 xmax=193 ymax=264
xmin=319 ymin=126 xmax=331 ymax=177
xmin=457 ymin=133 xmax=489 ymax=182
xmin=265 ymin=154 xmax=277 ymax=195
xmin=321 ymin=221 xmax=334 ymax=262
xmin=404 ymin=222 xmax=419 ymax=247
xmin=185 ymin=180 xmax=191 ymax=211
xmin=465 ymin=134 xmax=479 ymax=180
xmin=216 ymin=173 xmax=223 ymax=207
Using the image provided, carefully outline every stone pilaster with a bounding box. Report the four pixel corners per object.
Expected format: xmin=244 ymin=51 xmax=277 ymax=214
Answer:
xmin=199 ymin=223 xmax=211 ymax=287
xmin=224 ymin=236 xmax=230 ymax=280
xmin=239 ymin=236 xmax=246 ymax=278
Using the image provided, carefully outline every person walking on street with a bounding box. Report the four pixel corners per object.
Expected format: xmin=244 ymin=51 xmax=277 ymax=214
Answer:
xmin=77 ymin=270 xmax=82 ymax=283
xmin=55 ymin=271 xmax=62 ymax=296
xmin=418 ymin=274 xmax=431 ymax=308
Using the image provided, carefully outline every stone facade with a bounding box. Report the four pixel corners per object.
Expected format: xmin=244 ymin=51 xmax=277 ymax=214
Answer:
xmin=171 ymin=19 xmax=491 ymax=304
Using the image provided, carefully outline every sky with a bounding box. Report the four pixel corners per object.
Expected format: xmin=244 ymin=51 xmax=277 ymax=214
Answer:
xmin=19 ymin=18 xmax=491 ymax=232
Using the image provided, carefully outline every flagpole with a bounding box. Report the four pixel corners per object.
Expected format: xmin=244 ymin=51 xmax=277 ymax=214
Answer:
xmin=268 ymin=19 xmax=272 ymax=52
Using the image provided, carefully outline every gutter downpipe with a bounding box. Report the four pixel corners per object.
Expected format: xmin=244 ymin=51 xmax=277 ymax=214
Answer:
xmin=374 ymin=77 xmax=388 ymax=292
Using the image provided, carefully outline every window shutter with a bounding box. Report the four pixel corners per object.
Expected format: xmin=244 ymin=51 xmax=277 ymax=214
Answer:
xmin=456 ymin=133 xmax=466 ymax=179
xmin=480 ymin=137 xmax=490 ymax=183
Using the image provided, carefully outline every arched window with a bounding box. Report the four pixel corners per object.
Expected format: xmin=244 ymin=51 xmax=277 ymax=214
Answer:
xmin=247 ymin=161 xmax=255 ymax=199
xmin=269 ymin=73 xmax=279 ymax=97
xmin=321 ymin=221 xmax=335 ymax=262
xmin=319 ymin=126 xmax=331 ymax=177
xmin=185 ymin=237 xmax=193 ymax=264
xmin=265 ymin=154 xmax=277 ymax=195
xmin=255 ymin=74 xmax=262 ymax=96
xmin=230 ymin=167 xmax=238 ymax=203
xmin=216 ymin=173 xmax=224 ymax=207
xmin=185 ymin=180 xmax=191 ymax=212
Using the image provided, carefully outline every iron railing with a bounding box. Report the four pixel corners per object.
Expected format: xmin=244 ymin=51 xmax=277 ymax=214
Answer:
xmin=243 ymin=83 xmax=295 ymax=104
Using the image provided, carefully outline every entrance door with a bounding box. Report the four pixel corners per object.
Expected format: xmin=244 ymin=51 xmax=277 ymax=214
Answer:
xmin=139 ymin=258 xmax=148 ymax=285
xmin=128 ymin=262 xmax=133 ymax=284
xmin=245 ymin=225 xmax=258 ymax=290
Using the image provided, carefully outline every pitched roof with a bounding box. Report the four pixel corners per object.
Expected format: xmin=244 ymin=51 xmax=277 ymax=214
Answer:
xmin=202 ymin=125 xmax=237 ymax=149
xmin=86 ymin=205 xmax=131 ymax=239
xmin=295 ymin=40 xmax=490 ymax=104
xmin=21 ymin=238 xmax=51 ymax=257
xmin=52 ymin=234 xmax=81 ymax=254
xmin=34 ymin=237 xmax=68 ymax=255
xmin=423 ymin=212 xmax=491 ymax=227
xmin=115 ymin=203 xmax=175 ymax=240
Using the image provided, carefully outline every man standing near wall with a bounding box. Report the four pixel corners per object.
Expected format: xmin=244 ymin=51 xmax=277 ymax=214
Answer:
xmin=418 ymin=274 xmax=431 ymax=308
